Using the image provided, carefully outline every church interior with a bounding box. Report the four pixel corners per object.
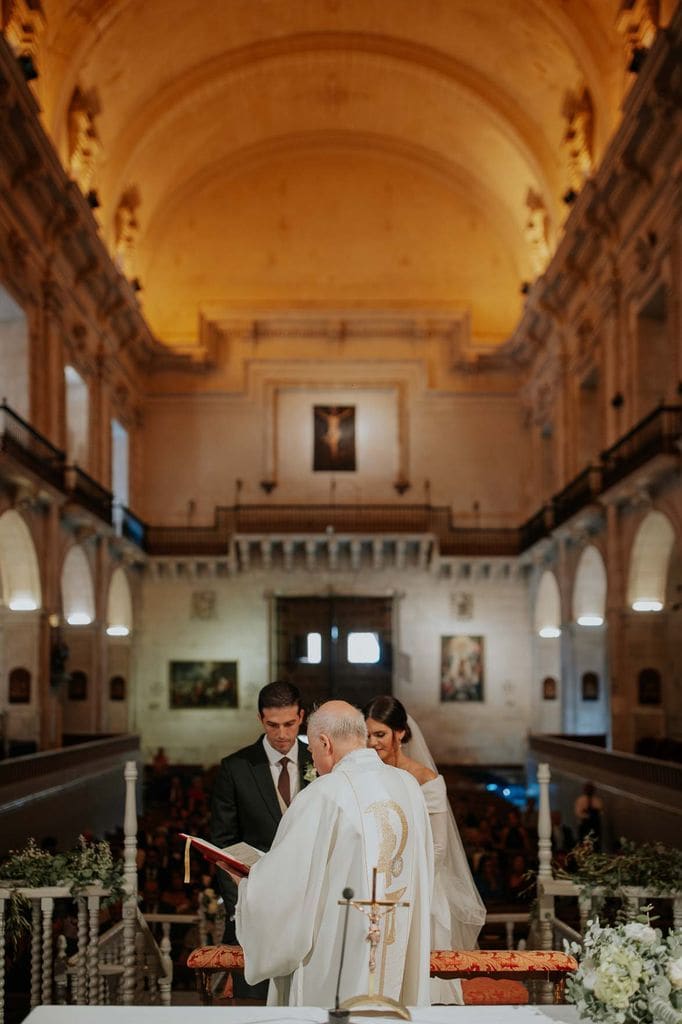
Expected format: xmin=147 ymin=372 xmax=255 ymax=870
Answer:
xmin=0 ymin=2 xmax=681 ymax=1008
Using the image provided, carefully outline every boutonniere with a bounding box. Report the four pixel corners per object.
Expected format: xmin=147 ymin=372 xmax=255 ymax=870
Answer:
xmin=303 ymin=762 xmax=318 ymax=783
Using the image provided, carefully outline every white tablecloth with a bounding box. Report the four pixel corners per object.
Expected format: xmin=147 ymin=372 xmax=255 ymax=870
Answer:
xmin=24 ymin=1005 xmax=579 ymax=1023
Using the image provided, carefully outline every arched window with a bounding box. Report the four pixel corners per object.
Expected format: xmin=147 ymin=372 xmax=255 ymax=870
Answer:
xmin=573 ymin=546 xmax=607 ymax=626
xmin=581 ymin=671 xmax=600 ymax=701
xmin=68 ymin=670 xmax=88 ymax=701
xmin=0 ymin=510 xmax=41 ymax=610
xmin=534 ymin=570 xmax=562 ymax=637
xmin=638 ymin=667 xmax=662 ymax=706
xmin=8 ymin=667 xmax=31 ymax=703
xmin=61 ymin=545 xmax=95 ymax=625
xmin=109 ymin=675 xmax=126 ymax=701
xmin=627 ymin=511 xmax=675 ymax=611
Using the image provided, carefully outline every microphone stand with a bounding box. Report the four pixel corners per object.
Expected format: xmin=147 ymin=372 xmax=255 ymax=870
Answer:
xmin=328 ymin=887 xmax=353 ymax=1022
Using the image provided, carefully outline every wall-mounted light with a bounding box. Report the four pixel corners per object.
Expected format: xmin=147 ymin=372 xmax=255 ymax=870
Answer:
xmin=67 ymin=612 xmax=92 ymax=626
xmin=9 ymin=596 xmax=38 ymax=611
xmin=632 ymin=599 xmax=663 ymax=612
xmin=538 ymin=626 xmax=561 ymax=639
xmin=577 ymin=615 xmax=604 ymax=627
xmin=106 ymin=625 xmax=130 ymax=637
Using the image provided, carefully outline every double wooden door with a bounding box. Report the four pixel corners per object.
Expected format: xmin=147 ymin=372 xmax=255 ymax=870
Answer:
xmin=275 ymin=595 xmax=393 ymax=711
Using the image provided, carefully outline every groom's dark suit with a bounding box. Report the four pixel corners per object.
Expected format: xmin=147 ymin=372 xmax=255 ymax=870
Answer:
xmin=210 ymin=734 xmax=312 ymax=995
xmin=211 ymin=734 xmax=312 ymax=857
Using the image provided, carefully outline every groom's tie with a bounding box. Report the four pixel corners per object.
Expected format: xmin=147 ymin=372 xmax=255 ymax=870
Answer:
xmin=277 ymin=756 xmax=291 ymax=806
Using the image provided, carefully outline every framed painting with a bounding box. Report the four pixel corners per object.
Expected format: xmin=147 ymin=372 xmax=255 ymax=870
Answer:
xmin=313 ymin=405 xmax=356 ymax=471
xmin=68 ymin=670 xmax=88 ymax=701
xmin=8 ymin=667 xmax=31 ymax=704
xmin=169 ymin=660 xmax=238 ymax=709
xmin=440 ymin=635 xmax=484 ymax=702
xmin=109 ymin=675 xmax=126 ymax=701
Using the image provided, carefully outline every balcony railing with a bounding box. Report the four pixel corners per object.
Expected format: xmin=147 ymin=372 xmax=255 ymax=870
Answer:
xmin=601 ymin=404 xmax=682 ymax=491
xmin=0 ymin=402 xmax=65 ymax=490
xmin=64 ymin=465 xmax=113 ymax=525
xmin=552 ymin=465 xmax=602 ymax=529
xmin=519 ymin=505 xmax=553 ymax=550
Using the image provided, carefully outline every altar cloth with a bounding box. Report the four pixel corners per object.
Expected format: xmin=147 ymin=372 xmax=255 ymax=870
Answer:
xmin=23 ymin=1003 xmax=579 ymax=1023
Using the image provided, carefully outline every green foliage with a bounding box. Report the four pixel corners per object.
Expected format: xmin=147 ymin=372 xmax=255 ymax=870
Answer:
xmin=558 ymin=837 xmax=682 ymax=897
xmin=0 ymin=836 xmax=125 ymax=951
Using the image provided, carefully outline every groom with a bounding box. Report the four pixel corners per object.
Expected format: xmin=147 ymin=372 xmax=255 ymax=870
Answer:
xmin=210 ymin=680 xmax=313 ymax=997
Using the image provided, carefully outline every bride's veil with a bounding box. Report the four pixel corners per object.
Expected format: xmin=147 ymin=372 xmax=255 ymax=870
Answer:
xmin=404 ymin=714 xmax=486 ymax=949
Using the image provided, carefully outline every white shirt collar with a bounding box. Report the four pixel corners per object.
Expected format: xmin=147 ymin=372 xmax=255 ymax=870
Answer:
xmin=263 ymin=735 xmax=299 ymax=766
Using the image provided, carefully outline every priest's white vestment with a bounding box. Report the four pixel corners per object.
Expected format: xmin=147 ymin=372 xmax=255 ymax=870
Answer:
xmin=235 ymin=746 xmax=434 ymax=1007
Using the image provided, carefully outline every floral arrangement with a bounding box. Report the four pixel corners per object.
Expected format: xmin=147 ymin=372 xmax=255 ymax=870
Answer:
xmin=0 ymin=836 xmax=125 ymax=949
xmin=200 ymin=886 xmax=220 ymax=921
xmin=566 ymin=916 xmax=682 ymax=1024
xmin=303 ymin=762 xmax=318 ymax=783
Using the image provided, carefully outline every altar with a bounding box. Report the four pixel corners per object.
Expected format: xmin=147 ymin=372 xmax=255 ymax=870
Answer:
xmin=23 ymin=1004 xmax=579 ymax=1023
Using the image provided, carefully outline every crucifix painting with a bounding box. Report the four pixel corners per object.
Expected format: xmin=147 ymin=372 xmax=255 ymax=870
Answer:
xmin=313 ymin=405 xmax=356 ymax=472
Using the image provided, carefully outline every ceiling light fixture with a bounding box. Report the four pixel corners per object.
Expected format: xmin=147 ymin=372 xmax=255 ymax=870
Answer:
xmin=632 ymin=599 xmax=663 ymax=612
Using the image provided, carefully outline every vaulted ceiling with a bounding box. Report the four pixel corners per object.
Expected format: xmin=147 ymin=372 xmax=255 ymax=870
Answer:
xmin=24 ymin=0 xmax=676 ymax=350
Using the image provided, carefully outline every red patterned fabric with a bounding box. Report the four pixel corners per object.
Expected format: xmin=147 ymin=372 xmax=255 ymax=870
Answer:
xmin=187 ymin=945 xmax=244 ymax=970
xmin=462 ymin=979 xmax=529 ymax=1005
xmin=429 ymin=949 xmax=577 ymax=976
xmin=188 ymin=944 xmax=576 ymax=977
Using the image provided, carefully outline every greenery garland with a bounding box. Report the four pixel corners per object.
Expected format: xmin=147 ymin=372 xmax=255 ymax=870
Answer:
xmin=0 ymin=836 xmax=125 ymax=951
xmin=557 ymin=838 xmax=682 ymax=898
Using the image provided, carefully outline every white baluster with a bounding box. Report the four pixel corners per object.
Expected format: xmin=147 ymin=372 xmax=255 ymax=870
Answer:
xmin=122 ymin=760 xmax=139 ymax=1006
xmin=159 ymin=926 xmax=173 ymax=1006
xmin=86 ymin=894 xmax=100 ymax=1004
xmin=55 ymin=934 xmax=68 ymax=1004
xmin=76 ymin=897 xmax=87 ymax=1004
xmin=30 ymin=899 xmax=41 ymax=1007
xmin=41 ymin=896 xmax=54 ymax=1006
xmin=0 ymin=896 xmax=6 ymax=1024
xmin=673 ymin=896 xmax=682 ymax=931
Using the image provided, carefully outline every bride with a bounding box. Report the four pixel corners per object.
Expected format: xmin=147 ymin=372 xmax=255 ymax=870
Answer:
xmin=363 ymin=695 xmax=486 ymax=1005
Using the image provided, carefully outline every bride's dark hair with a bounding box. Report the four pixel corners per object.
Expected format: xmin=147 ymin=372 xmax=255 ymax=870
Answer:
xmin=362 ymin=695 xmax=412 ymax=743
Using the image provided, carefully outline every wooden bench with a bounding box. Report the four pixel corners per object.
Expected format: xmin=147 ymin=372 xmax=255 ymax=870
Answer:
xmin=187 ymin=944 xmax=577 ymax=1006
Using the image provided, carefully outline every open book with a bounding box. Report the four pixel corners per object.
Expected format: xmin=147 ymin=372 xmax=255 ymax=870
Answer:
xmin=180 ymin=834 xmax=264 ymax=879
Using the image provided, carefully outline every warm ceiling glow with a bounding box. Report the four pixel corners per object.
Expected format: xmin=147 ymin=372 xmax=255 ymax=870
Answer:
xmin=632 ymin=599 xmax=664 ymax=612
xmin=538 ymin=626 xmax=561 ymax=639
xmin=577 ymin=615 xmax=604 ymax=627
xmin=106 ymin=625 xmax=130 ymax=637
xmin=9 ymin=596 xmax=38 ymax=611
xmin=67 ymin=612 xmax=93 ymax=625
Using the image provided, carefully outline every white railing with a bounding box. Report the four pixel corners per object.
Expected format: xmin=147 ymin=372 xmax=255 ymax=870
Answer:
xmin=0 ymin=760 xmax=171 ymax=1023
xmin=535 ymin=762 xmax=682 ymax=951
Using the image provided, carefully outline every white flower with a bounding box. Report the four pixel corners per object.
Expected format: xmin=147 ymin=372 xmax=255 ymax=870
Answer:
xmin=668 ymin=956 xmax=682 ymax=990
xmin=303 ymin=763 xmax=318 ymax=783
xmin=624 ymin=922 xmax=658 ymax=946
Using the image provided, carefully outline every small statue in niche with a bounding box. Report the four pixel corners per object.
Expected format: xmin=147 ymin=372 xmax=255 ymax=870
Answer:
xmin=561 ymin=87 xmax=594 ymax=194
xmin=524 ymin=188 xmax=551 ymax=278
xmin=67 ymin=86 xmax=101 ymax=195
xmin=114 ymin=187 xmax=141 ymax=279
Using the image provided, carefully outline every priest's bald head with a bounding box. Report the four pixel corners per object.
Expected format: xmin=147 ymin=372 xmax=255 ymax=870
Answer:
xmin=307 ymin=700 xmax=368 ymax=775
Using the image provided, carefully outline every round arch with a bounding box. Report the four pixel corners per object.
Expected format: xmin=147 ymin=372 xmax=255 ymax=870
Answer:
xmin=627 ymin=510 xmax=675 ymax=610
xmin=0 ymin=510 xmax=42 ymax=610
xmin=572 ymin=545 xmax=607 ymax=625
xmin=106 ymin=567 xmax=133 ymax=636
xmin=534 ymin=569 xmax=562 ymax=636
xmin=61 ymin=545 xmax=96 ymax=625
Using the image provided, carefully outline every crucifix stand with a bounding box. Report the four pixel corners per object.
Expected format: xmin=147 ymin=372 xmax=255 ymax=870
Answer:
xmin=336 ymin=868 xmax=411 ymax=1020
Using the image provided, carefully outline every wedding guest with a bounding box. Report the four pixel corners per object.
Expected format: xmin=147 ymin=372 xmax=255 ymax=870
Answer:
xmin=574 ymin=781 xmax=604 ymax=850
xmin=364 ymin=695 xmax=485 ymax=1005
xmin=230 ymin=701 xmax=434 ymax=1007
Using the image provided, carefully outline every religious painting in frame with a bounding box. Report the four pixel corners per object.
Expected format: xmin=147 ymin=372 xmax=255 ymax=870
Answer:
xmin=313 ymin=405 xmax=356 ymax=472
xmin=440 ymin=635 xmax=484 ymax=702
xmin=169 ymin=660 xmax=238 ymax=709
xmin=68 ymin=670 xmax=88 ymax=701
xmin=109 ymin=675 xmax=126 ymax=701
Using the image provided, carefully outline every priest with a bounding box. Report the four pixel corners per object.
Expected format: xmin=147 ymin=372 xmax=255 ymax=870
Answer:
xmin=231 ymin=700 xmax=434 ymax=1007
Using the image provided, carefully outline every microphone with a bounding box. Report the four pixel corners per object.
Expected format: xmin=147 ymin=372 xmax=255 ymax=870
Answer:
xmin=328 ymin=887 xmax=354 ymax=1022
